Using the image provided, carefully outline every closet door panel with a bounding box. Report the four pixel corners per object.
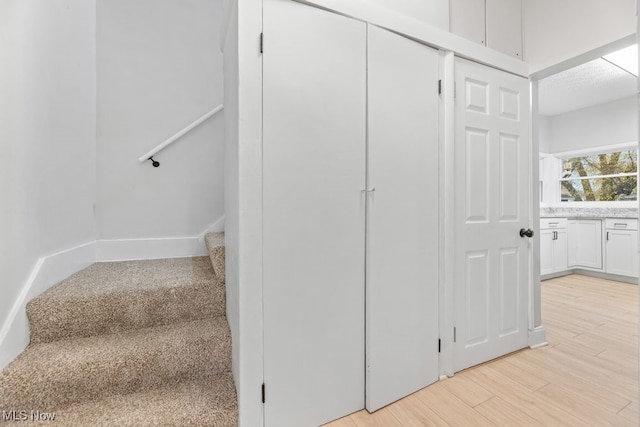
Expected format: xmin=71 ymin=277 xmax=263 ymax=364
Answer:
xmin=263 ymin=1 xmax=366 ymax=425
xmin=366 ymin=25 xmax=440 ymax=412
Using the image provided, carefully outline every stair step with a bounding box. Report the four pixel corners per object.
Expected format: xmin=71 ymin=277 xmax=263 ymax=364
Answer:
xmin=44 ymin=373 xmax=237 ymax=427
xmin=27 ymin=257 xmax=225 ymax=343
xmin=205 ymin=232 xmax=225 ymax=280
xmin=0 ymin=318 xmax=231 ymax=412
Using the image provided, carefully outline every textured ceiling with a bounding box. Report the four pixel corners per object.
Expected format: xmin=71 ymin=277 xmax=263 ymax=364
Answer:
xmin=538 ymin=57 xmax=636 ymax=116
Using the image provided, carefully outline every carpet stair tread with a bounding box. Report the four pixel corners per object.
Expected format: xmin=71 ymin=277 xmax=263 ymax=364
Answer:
xmin=205 ymin=232 xmax=225 ymax=280
xmin=0 ymin=317 xmax=231 ymax=411
xmin=43 ymin=372 xmax=237 ymax=427
xmin=27 ymin=257 xmax=225 ymax=343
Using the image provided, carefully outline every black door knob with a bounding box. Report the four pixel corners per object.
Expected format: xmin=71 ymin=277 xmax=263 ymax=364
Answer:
xmin=520 ymin=228 xmax=534 ymax=238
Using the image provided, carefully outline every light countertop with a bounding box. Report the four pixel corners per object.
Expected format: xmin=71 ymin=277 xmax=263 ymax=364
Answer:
xmin=540 ymin=207 xmax=638 ymax=219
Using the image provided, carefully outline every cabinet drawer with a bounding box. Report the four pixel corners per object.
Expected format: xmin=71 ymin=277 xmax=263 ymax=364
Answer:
xmin=605 ymin=218 xmax=638 ymax=231
xmin=540 ymin=218 xmax=567 ymax=229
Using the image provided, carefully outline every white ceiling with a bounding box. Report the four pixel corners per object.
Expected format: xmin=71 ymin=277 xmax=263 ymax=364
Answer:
xmin=538 ymin=57 xmax=637 ymax=117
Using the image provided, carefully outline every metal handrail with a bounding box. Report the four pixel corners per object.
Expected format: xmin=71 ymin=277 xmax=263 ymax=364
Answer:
xmin=138 ymin=104 xmax=224 ymax=166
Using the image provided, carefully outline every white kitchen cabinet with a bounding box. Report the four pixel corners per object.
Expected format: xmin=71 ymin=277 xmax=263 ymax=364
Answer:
xmin=449 ymin=0 xmax=523 ymax=58
xmin=540 ymin=218 xmax=568 ymax=275
xmin=568 ymin=219 xmax=602 ymax=269
xmin=605 ymin=219 xmax=639 ymax=277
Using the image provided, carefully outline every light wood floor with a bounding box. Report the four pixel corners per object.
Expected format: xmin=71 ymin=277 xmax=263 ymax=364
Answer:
xmin=324 ymin=274 xmax=638 ymax=426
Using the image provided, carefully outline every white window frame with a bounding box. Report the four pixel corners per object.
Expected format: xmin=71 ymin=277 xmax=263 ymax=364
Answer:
xmin=540 ymin=142 xmax=639 ymax=207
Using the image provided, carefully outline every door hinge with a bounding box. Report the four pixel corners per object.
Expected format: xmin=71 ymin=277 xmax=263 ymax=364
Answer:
xmin=453 ymin=327 xmax=457 ymax=343
xmin=438 ymin=338 xmax=441 ymax=353
xmin=261 ymin=383 xmax=265 ymax=403
xmin=438 ymin=79 xmax=442 ymax=95
xmin=260 ymin=33 xmax=264 ymax=54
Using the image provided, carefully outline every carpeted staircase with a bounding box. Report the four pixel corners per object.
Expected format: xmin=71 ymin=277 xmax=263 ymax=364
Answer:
xmin=0 ymin=233 xmax=236 ymax=426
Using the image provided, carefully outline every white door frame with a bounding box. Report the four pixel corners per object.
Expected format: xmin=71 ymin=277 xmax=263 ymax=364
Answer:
xmin=439 ymin=50 xmax=456 ymax=378
xmin=527 ymin=33 xmax=638 ymax=350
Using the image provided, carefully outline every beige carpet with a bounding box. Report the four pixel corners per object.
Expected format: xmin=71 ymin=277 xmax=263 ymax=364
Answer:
xmin=0 ymin=232 xmax=236 ymax=426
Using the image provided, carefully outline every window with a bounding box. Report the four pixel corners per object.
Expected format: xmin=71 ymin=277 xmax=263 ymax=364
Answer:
xmin=560 ymin=149 xmax=638 ymax=202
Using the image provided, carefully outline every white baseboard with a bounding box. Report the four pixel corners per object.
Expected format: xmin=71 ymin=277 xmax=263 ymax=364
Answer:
xmin=198 ymin=215 xmax=225 ymax=245
xmin=542 ymin=269 xmax=638 ymax=285
xmin=97 ymin=216 xmax=225 ymax=262
xmin=528 ymin=326 xmax=548 ymax=349
xmin=0 ymin=217 xmax=226 ymax=369
xmin=97 ymin=237 xmax=207 ymax=261
xmin=0 ymin=241 xmax=96 ymax=370
xmin=571 ymin=269 xmax=638 ymax=285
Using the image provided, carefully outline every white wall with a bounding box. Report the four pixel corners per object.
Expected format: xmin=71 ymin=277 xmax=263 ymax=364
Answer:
xmin=0 ymin=0 xmax=97 ymax=364
xmin=524 ymin=0 xmax=637 ymax=73
xmin=542 ymin=96 xmax=638 ymax=154
xmin=538 ymin=115 xmax=552 ymax=153
xmin=222 ymin=0 xmax=240 ymax=395
xmin=539 ymin=96 xmax=637 ymax=205
xmin=224 ymin=0 xmax=264 ymax=425
xmin=96 ymin=0 xmax=224 ymax=241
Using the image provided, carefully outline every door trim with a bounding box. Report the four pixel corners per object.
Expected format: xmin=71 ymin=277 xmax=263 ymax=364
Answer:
xmin=439 ymin=50 xmax=456 ymax=378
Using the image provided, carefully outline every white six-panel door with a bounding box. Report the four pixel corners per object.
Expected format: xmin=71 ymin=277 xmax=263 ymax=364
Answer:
xmin=453 ymin=57 xmax=531 ymax=372
xmin=263 ymin=1 xmax=366 ymax=425
xmin=366 ymin=24 xmax=440 ymax=412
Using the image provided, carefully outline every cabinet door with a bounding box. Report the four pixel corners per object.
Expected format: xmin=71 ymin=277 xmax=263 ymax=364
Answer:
xmin=541 ymin=229 xmax=568 ymax=275
xmin=263 ymin=1 xmax=366 ymax=425
xmin=606 ymin=230 xmax=639 ymax=277
xmin=552 ymin=229 xmax=568 ymax=272
xmin=568 ymin=220 xmax=602 ymax=269
xmin=366 ymin=24 xmax=440 ymax=412
xmin=540 ymin=230 xmax=554 ymax=275
xmin=486 ymin=0 xmax=523 ymax=59
xmin=450 ymin=0 xmax=486 ymax=46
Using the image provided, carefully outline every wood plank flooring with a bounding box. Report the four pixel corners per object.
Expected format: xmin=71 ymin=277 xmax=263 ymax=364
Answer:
xmin=324 ymin=274 xmax=638 ymax=426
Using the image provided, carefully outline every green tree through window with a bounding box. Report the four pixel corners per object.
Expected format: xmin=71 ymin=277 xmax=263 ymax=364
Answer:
xmin=560 ymin=150 xmax=638 ymax=202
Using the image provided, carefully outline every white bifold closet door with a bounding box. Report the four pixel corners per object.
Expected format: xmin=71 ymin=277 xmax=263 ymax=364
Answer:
xmin=366 ymin=25 xmax=440 ymax=412
xmin=262 ymin=1 xmax=366 ymax=426
xmin=453 ymin=57 xmax=530 ymax=372
xmin=263 ymin=1 xmax=442 ymax=424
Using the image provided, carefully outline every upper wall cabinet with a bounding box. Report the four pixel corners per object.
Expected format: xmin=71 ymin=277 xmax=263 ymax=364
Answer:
xmin=450 ymin=0 xmax=523 ymax=59
xmin=449 ymin=0 xmax=486 ymax=46
xmin=486 ymin=0 xmax=523 ymax=59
